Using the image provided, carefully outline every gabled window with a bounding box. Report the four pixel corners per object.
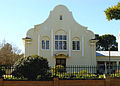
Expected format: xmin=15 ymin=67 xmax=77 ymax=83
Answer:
xmin=60 ymin=15 xmax=62 ymax=20
xmin=42 ymin=40 xmax=49 ymax=50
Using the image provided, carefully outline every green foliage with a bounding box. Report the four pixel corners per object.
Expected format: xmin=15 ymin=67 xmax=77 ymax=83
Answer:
xmin=0 ymin=66 xmax=5 ymax=78
xmin=51 ymin=70 xmax=104 ymax=80
xmin=105 ymin=2 xmax=120 ymax=20
xmin=51 ymin=65 xmax=66 ymax=75
xmin=12 ymin=55 xmax=50 ymax=80
xmin=3 ymin=75 xmax=27 ymax=80
xmin=79 ymin=70 xmax=88 ymax=74
xmin=3 ymin=65 xmax=105 ymax=80
xmin=110 ymin=70 xmax=120 ymax=78
xmin=95 ymin=34 xmax=118 ymax=51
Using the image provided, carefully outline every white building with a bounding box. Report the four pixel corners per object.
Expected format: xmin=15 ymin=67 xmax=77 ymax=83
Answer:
xmin=22 ymin=5 xmax=120 ymax=70
xmin=23 ymin=5 xmax=98 ymax=67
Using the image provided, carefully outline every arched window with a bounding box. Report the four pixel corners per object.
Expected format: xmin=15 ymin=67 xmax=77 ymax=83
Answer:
xmin=55 ymin=30 xmax=67 ymax=50
xmin=72 ymin=37 xmax=80 ymax=50
xmin=42 ymin=40 xmax=49 ymax=49
xmin=41 ymin=37 xmax=49 ymax=50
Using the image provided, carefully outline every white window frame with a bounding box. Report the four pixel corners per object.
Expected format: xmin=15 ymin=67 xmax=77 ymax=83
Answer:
xmin=55 ymin=35 xmax=67 ymax=51
xmin=72 ymin=41 xmax=80 ymax=51
xmin=41 ymin=40 xmax=49 ymax=50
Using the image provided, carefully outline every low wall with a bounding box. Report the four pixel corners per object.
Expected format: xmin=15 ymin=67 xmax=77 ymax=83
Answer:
xmin=59 ymin=80 xmax=105 ymax=86
xmin=0 ymin=77 xmax=120 ymax=86
xmin=1 ymin=80 xmax=53 ymax=86
xmin=111 ymin=78 xmax=120 ymax=86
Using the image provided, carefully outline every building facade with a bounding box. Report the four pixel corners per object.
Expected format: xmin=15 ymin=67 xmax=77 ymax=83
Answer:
xmin=23 ymin=5 xmax=120 ymax=70
xmin=23 ymin=5 xmax=98 ymax=67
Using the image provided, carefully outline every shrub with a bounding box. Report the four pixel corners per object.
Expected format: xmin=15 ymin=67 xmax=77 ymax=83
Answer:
xmin=0 ymin=66 xmax=5 ymax=78
xmin=79 ymin=70 xmax=88 ymax=75
xmin=51 ymin=65 xmax=66 ymax=75
xmin=12 ymin=55 xmax=50 ymax=80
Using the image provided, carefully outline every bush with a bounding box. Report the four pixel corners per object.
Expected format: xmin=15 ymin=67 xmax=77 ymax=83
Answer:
xmin=0 ymin=66 xmax=5 ymax=78
xmin=12 ymin=55 xmax=50 ymax=80
xmin=51 ymin=65 xmax=66 ymax=76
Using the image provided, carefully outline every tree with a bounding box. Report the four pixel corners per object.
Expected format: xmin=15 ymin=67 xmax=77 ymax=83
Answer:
xmin=0 ymin=40 xmax=23 ymax=65
xmin=95 ymin=34 xmax=118 ymax=51
xmin=12 ymin=55 xmax=50 ymax=80
xmin=105 ymin=2 xmax=120 ymax=20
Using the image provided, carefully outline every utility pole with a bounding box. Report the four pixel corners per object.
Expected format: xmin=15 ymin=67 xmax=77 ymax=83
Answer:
xmin=109 ymin=49 xmax=110 ymax=74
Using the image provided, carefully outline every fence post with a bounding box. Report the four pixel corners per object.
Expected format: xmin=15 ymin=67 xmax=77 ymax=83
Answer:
xmin=105 ymin=76 xmax=111 ymax=86
xmin=54 ymin=77 xmax=59 ymax=86
xmin=0 ymin=78 xmax=3 ymax=86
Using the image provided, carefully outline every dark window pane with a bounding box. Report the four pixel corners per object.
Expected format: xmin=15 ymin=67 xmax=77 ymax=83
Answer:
xmin=55 ymin=35 xmax=58 ymax=40
xmin=46 ymin=40 xmax=49 ymax=49
xmin=63 ymin=41 xmax=67 ymax=50
xmin=59 ymin=35 xmax=62 ymax=40
xmin=72 ymin=41 xmax=76 ymax=50
xmin=56 ymin=60 xmax=61 ymax=65
xmin=55 ymin=41 xmax=58 ymax=50
xmin=61 ymin=60 xmax=65 ymax=64
xmin=63 ymin=35 xmax=67 ymax=40
xmin=60 ymin=16 xmax=62 ymax=20
xmin=42 ymin=40 xmax=45 ymax=49
xmin=59 ymin=41 xmax=62 ymax=49
xmin=77 ymin=41 xmax=80 ymax=50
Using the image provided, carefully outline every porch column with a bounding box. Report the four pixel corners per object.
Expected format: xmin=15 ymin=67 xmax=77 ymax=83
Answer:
xmin=117 ymin=61 xmax=119 ymax=71
xmin=105 ymin=61 xmax=107 ymax=74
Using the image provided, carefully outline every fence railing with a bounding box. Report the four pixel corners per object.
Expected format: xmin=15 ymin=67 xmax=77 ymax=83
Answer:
xmin=0 ymin=65 xmax=120 ymax=81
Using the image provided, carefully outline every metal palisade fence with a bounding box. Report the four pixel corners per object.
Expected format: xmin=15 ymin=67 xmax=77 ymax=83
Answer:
xmin=0 ymin=65 xmax=120 ymax=81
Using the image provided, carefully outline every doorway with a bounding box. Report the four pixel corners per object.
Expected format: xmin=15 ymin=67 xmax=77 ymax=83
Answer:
xmin=56 ymin=58 xmax=66 ymax=67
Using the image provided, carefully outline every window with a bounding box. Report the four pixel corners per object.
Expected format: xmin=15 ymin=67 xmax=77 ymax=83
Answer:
xmin=42 ymin=40 xmax=49 ymax=50
xmin=72 ymin=41 xmax=80 ymax=50
xmin=60 ymin=15 xmax=62 ymax=20
xmin=56 ymin=58 xmax=66 ymax=67
xmin=55 ymin=35 xmax=67 ymax=50
xmin=46 ymin=40 xmax=49 ymax=49
xmin=42 ymin=40 xmax=45 ymax=49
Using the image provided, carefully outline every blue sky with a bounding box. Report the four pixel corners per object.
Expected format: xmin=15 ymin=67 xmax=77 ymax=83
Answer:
xmin=0 ymin=0 xmax=120 ymax=53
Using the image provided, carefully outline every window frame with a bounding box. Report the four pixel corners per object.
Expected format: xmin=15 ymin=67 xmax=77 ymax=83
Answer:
xmin=55 ymin=35 xmax=67 ymax=51
xmin=72 ymin=40 xmax=80 ymax=51
xmin=41 ymin=40 xmax=49 ymax=50
xmin=42 ymin=40 xmax=45 ymax=49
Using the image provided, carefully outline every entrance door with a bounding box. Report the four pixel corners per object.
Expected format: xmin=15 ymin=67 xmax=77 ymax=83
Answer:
xmin=56 ymin=58 xmax=66 ymax=67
